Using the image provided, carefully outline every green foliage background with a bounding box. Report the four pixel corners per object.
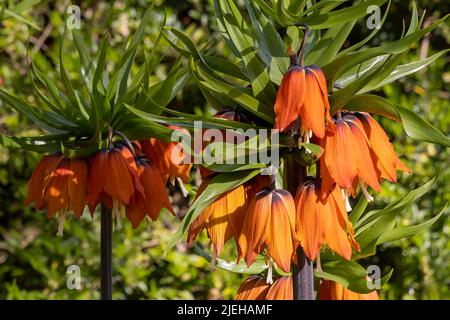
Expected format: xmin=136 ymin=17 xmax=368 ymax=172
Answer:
xmin=0 ymin=0 xmax=448 ymax=299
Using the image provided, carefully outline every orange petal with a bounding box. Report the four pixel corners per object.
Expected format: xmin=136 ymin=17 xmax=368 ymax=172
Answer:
xmin=103 ymin=148 xmax=136 ymax=205
xmin=68 ymin=158 xmax=88 ymax=218
xmin=267 ymin=190 xmax=296 ymax=272
xmin=44 ymin=159 xmax=71 ymax=218
xmin=274 ymin=67 xmax=305 ymax=132
xmin=301 ymin=68 xmax=326 ymax=138
xmin=238 ymin=189 xmax=271 ymax=267
xmin=87 ymin=151 xmax=109 ymax=212
xmin=323 ymin=120 xmax=358 ymax=189
xmin=294 ymin=183 xmax=328 ymax=260
xmin=266 ymin=276 xmax=293 ymax=300
xmin=235 ymin=276 xmax=271 ymax=300
xmin=320 ymin=280 xmax=379 ymax=300
xmin=345 ymin=116 xmax=381 ymax=192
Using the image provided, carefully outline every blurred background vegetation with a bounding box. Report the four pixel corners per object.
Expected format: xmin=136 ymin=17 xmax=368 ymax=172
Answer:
xmin=0 ymin=0 xmax=448 ymax=299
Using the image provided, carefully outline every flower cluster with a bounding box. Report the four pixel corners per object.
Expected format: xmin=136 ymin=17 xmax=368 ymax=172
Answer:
xmin=25 ymin=132 xmax=192 ymax=234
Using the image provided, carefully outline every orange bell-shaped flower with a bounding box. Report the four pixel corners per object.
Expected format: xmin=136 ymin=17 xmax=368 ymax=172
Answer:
xmin=25 ymin=154 xmax=88 ymax=235
xmin=274 ymin=65 xmax=331 ymax=138
xmin=266 ymin=276 xmax=293 ymax=300
xmin=238 ymin=189 xmax=297 ymax=274
xmin=320 ymin=114 xmax=381 ymax=197
xmin=235 ymin=276 xmax=271 ymax=300
xmin=319 ymin=280 xmax=379 ymax=300
xmin=188 ymin=175 xmax=269 ymax=257
xmin=295 ymin=180 xmax=360 ymax=261
xmin=187 ymin=179 xmax=247 ymax=257
xmin=87 ymin=146 xmax=144 ymax=216
xmin=125 ymin=159 xmax=174 ymax=228
xmin=355 ymin=112 xmax=410 ymax=182
xmin=140 ymin=126 xmax=192 ymax=184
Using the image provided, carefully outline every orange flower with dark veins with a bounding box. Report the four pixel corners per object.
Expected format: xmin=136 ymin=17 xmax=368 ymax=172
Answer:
xmin=235 ymin=276 xmax=271 ymax=300
xmin=356 ymin=112 xmax=410 ymax=182
xmin=266 ymin=276 xmax=293 ymax=300
xmin=125 ymin=159 xmax=174 ymax=228
xmin=320 ymin=114 xmax=381 ymax=198
xmin=238 ymin=189 xmax=297 ymax=279
xmin=320 ymin=112 xmax=410 ymax=204
xmin=140 ymin=126 xmax=192 ymax=184
xmin=25 ymin=154 xmax=88 ymax=235
xmin=295 ymin=181 xmax=359 ymax=261
xmin=188 ymin=176 xmax=269 ymax=259
xmin=320 ymin=280 xmax=379 ymax=300
xmin=87 ymin=146 xmax=144 ymax=222
xmin=274 ymin=65 xmax=331 ymax=138
xmin=188 ymin=179 xmax=247 ymax=258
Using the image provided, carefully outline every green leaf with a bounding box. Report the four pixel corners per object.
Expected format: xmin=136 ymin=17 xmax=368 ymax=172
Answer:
xmin=395 ymin=105 xmax=450 ymax=147
xmin=0 ymin=134 xmax=62 ymax=153
xmin=0 ymin=89 xmax=67 ymax=134
xmin=316 ymin=259 xmax=392 ymax=294
xmin=190 ymin=58 xmax=274 ymax=123
xmin=165 ymin=169 xmax=261 ymax=253
xmin=345 ymin=94 xmax=450 ymax=147
xmin=349 ymin=195 xmax=369 ymax=224
xmin=323 ymin=14 xmax=449 ymax=84
xmin=337 ymin=0 xmax=391 ymax=57
xmin=375 ymin=49 xmax=450 ymax=88
xmin=302 ymin=0 xmax=388 ymax=29
xmin=214 ymin=0 xmax=276 ymax=105
xmin=194 ymin=245 xmax=268 ymax=274
xmin=378 ymin=205 xmax=447 ymax=244
xmin=305 ymin=21 xmax=356 ymax=66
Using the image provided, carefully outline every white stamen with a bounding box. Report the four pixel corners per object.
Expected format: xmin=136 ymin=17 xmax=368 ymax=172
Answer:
xmin=177 ymin=177 xmax=188 ymax=197
xmin=359 ymin=180 xmax=374 ymax=202
xmin=113 ymin=199 xmax=123 ymax=229
xmin=210 ymin=249 xmax=217 ymax=272
xmin=308 ymin=129 xmax=313 ymax=139
xmin=316 ymin=253 xmax=322 ymax=273
xmin=342 ymin=189 xmax=352 ymax=212
xmin=56 ymin=211 xmax=66 ymax=237
xmin=266 ymin=258 xmax=274 ymax=284
xmin=304 ymin=132 xmax=312 ymax=154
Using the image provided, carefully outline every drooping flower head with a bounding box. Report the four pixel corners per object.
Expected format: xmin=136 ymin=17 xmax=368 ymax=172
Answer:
xmin=320 ymin=114 xmax=380 ymax=196
xmin=295 ymin=180 xmax=359 ymax=261
xmin=125 ymin=158 xmax=174 ymax=228
xmin=188 ymin=179 xmax=247 ymax=257
xmin=87 ymin=145 xmax=144 ymax=221
xmin=188 ymin=175 xmax=269 ymax=258
xmin=140 ymin=125 xmax=192 ymax=184
xmin=355 ymin=112 xmax=410 ymax=182
xmin=274 ymin=64 xmax=331 ymax=138
xmin=235 ymin=275 xmax=271 ymax=300
xmin=238 ymin=188 xmax=297 ymax=276
xmin=25 ymin=154 xmax=88 ymax=235
xmin=319 ymin=112 xmax=409 ymax=202
xmin=320 ymin=280 xmax=379 ymax=300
